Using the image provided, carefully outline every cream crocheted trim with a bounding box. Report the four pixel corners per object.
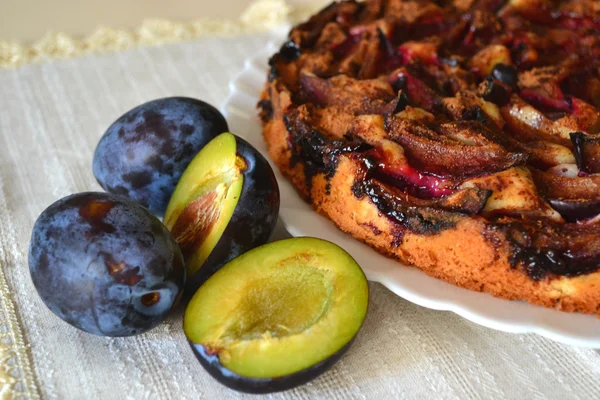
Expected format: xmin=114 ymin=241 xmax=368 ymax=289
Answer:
xmin=0 ymin=260 xmax=40 ymax=399
xmin=0 ymin=0 xmax=322 ymax=69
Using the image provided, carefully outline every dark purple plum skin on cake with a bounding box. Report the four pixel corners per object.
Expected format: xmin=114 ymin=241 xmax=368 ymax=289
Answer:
xmin=93 ymin=97 xmax=229 ymax=215
xmin=28 ymin=192 xmax=185 ymax=336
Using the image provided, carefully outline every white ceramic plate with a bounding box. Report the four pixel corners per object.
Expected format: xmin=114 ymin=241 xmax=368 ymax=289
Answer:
xmin=221 ymin=40 xmax=600 ymax=349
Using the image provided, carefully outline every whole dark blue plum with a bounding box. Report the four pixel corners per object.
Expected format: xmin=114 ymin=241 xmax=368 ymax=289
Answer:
xmin=28 ymin=192 xmax=185 ymax=336
xmin=93 ymin=97 xmax=229 ymax=215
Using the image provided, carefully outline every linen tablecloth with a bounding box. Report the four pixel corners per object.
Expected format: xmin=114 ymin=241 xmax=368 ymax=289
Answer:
xmin=1 ymin=33 xmax=600 ymax=400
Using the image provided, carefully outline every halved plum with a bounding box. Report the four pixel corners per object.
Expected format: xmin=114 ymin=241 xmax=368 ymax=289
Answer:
xmin=183 ymin=237 xmax=369 ymax=394
xmin=163 ymin=132 xmax=279 ymax=292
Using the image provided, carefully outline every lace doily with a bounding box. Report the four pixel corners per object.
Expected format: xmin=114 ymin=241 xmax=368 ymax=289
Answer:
xmin=0 ymin=260 xmax=39 ymax=399
xmin=0 ymin=0 xmax=323 ymax=69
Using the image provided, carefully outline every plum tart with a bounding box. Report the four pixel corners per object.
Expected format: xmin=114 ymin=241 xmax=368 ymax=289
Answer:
xmin=259 ymin=0 xmax=600 ymax=314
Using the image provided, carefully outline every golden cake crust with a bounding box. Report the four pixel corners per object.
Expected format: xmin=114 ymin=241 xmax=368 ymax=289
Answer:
xmin=260 ymin=0 xmax=600 ymax=315
xmin=263 ymin=86 xmax=600 ymax=314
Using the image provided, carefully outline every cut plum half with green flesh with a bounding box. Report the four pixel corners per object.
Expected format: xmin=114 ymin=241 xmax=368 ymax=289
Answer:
xmin=164 ymin=132 xmax=279 ymax=292
xmin=183 ymin=237 xmax=369 ymax=394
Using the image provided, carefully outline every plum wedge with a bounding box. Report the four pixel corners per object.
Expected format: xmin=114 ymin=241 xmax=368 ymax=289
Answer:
xmin=164 ymin=133 xmax=279 ymax=292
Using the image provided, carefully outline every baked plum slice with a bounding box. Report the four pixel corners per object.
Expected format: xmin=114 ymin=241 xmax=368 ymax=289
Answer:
xmin=546 ymin=198 xmax=600 ymax=223
xmin=28 ymin=192 xmax=185 ymax=336
xmin=385 ymin=116 xmax=527 ymax=177
xmin=164 ymin=132 xmax=279 ymax=292
xmin=531 ymin=169 xmax=600 ymax=222
xmin=571 ymin=131 xmax=600 ymax=174
xmin=93 ymin=97 xmax=228 ymax=215
xmin=183 ymin=237 xmax=369 ymax=394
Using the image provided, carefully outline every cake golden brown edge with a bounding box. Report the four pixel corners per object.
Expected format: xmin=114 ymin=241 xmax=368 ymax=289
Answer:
xmin=261 ymin=83 xmax=600 ymax=316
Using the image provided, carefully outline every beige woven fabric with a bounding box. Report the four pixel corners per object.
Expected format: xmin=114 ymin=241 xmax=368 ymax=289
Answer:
xmin=1 ymin=33 xmax=600 ymax=400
